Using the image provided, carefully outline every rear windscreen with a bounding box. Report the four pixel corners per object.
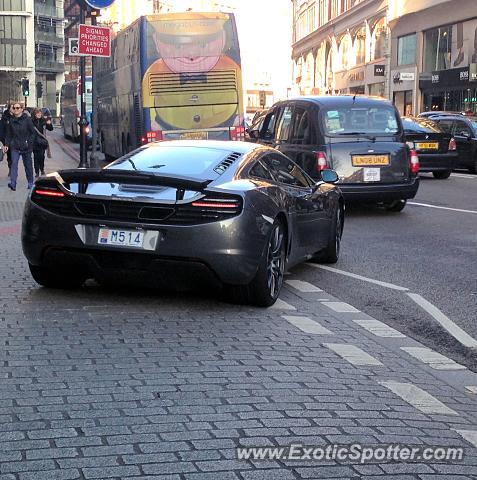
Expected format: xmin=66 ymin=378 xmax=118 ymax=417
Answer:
xmin=323 ymin=106 xmax=399 ymax=136
xmin=402 ymin=118 xmax=442 ymax=133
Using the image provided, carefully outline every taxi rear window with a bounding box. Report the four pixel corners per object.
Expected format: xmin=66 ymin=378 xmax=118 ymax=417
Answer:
xmin=323 ymin=107 xmax=399 ymax=136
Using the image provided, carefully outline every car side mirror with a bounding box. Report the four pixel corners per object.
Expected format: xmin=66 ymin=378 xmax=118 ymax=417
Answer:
xmin=320 ymin=169 xmax=339 ymax=184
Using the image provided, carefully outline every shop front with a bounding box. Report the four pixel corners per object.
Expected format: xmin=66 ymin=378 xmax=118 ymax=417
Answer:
xmin=420 ymin=65 xmax=477 ymax=114
xmin=391 ymin=68 xmax=417 ymax=116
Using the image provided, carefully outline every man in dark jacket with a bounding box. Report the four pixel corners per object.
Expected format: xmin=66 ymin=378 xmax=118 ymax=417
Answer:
xmin=0 ymin=102 xmax=14 ymax=177
xmin=3 ymin=102 xmax=36 ymax=191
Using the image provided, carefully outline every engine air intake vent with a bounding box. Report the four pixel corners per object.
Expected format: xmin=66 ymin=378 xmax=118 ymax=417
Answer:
xmin=214 ymin=152 xmax=242 ymax=175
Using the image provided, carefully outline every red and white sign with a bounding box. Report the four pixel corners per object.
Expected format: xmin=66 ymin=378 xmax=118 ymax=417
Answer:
xmin=78 ymin=24 xmax=111 ymax=57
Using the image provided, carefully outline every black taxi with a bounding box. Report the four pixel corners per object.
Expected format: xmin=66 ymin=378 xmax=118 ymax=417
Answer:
xmin=248 ymin=95 xmax=419 ymax=212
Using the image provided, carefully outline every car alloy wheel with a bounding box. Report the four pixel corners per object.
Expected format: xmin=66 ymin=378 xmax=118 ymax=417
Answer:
xmin=266 ymin=222 xmax=285 ymax=299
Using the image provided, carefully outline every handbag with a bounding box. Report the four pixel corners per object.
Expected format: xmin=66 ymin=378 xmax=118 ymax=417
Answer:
xmin=34 ymin=127 xmax=49 ymax=150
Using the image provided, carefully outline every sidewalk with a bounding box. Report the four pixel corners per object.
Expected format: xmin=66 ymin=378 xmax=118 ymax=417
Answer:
xmin=0 ymin=129 xmax=82 ymax=222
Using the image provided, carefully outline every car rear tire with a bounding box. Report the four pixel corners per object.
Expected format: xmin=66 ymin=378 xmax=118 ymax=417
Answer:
xmin=224 ymin=220 xmax=286 ymax=307
xmin=312 ymin=205 xmax=343 ymax=264
xmin=29 ymin=264 xmax=86 ymax=289
xmin=433 ymin=170 xmax=451 ymax=179
xmin=383 ymin=199 xmax=407 ymax=212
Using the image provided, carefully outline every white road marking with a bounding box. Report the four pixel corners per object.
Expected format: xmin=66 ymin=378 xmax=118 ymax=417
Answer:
xmin=452 ymin=173 xmax=477 ymax=179
xmin=285 ymin=280 xmax=323 ymax=293
xmin=380 ymin=381 xmax=458 ymax=416
xmin=307 ymin=264 xmax=409 ymax=291
xmin=407 ymin=293 xmax=477 ymax=349
xmin=354 ymin=319 xmax=406 ymax=338
xmin=282 ymin=315 xmax=333 ymax=335
xmin=324 ymin=343 xmax=383 ymax=366
xmin=465 ymin=386 xmax=477 ymax=394
xmin=401 ymin=346 xmax=466 ymax=370
xmin=270 ymin=299 xmax=296 ymax=311
xmin=455 ymin=430 xmax=477 ymax=448
xmin=408 ymin=202 xmax=477 ymax=214
xmin=322 ymin=301 xmax=360 ymax=313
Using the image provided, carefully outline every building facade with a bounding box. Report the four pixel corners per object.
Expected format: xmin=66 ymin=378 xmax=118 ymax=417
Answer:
xmin=291 ymin=0 xmax=389 ymax=98
xmin=34 ymin=0 xmax=65 ymax=115
xmin=292 ymin=0 xmax=477 ymax=116
xmin=390 ymin=0 xmax=477 ymax=115
xmin=0 ymin=0 xmax=35 ymax=106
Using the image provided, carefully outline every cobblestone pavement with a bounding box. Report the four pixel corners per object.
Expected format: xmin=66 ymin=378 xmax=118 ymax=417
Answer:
xmin=0 ymin=132 xmax=476 ymax=479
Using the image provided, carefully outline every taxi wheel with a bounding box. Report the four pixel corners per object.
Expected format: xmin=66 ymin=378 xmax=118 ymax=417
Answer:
xmin=384 ymin=199 xmax=407 ymax=212
xmin=29 ymin=264 xmax=86 ymax=289
xmin=433 ymin=170 xmax=451 ymax=179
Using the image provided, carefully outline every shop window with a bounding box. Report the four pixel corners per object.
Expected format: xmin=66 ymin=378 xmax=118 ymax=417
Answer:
xmin=397 ymin=33 xmax=416 ymax=66
xmin=369 ymin=82 xmax=385 ymax=97
xmin=393 ymin=90 xmax=413 ymax=117
xmin=423 ymin=26 xmax=452 ymax=72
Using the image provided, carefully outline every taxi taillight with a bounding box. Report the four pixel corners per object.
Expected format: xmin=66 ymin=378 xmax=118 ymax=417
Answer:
xmin=409 ymin=149 xmax=420 ymax=174
xmin=315 ymin=151 xmax=328 ymax=172
xmin=448 ymin=137 xmax=457 ymax=151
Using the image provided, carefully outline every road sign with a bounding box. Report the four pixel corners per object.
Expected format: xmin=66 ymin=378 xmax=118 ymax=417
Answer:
xmin=84 ymin=0 xmax=115 ymax=8
xmin=78 ymin=24 xmax=111 ymax=57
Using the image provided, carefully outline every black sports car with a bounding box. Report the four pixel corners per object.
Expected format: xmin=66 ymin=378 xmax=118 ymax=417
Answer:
xmin=22 ymin=140 xmax=344 ymax=306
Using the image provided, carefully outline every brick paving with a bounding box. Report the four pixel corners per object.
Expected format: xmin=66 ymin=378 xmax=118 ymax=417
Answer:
xmin=0 ymin=131 xmax=476 ymax=479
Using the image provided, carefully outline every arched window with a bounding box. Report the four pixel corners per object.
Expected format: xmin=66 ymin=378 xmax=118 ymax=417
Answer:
xmin=372 ymin=18 xmax=387 ymax=61
xmin=354 ymin=26 xmax=366 ymax=65
xmin=339 ymin=34 xmax=352 ymax=70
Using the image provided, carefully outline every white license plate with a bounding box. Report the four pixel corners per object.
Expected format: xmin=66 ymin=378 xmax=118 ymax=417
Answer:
xmin=363 ymin=168 xmax=381 ymax=182
xmin=98 ymin=228 xmax=144 ymax=248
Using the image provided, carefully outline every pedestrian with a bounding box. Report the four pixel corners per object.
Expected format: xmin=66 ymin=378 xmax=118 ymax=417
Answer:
xmin=0 ymin=102 xmax=15 ymax=179
xmin=31 ymin=108 xmax=53 ymax=177
xmin=3 ymin=102 xmax=36 ymax=191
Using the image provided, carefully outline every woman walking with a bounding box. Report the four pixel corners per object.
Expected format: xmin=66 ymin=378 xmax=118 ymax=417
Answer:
xmin=3 ymin=102 xmax=36 ymax=191
xmin=32 ymin=108 xmax=53 ymax=177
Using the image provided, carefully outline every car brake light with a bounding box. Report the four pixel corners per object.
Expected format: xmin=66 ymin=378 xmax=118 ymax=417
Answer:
xmin=448 ymin=138 xmax=457 ymax=151
xmin=145 ymin=131 xmax=162 ymax=143
xmin=34 ymin=188 xmax=65 ymax=198
xmin=191 ymin=199 xmax=239 ymax=209
xmin=409 ymin=149 xmax=420 ymax=174
xmin=315 ymin=151 xmax=328 ymax=172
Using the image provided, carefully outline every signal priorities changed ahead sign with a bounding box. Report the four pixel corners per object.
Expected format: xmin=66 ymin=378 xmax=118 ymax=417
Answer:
xmin=78 ymin=24 xmax=111 ymax=57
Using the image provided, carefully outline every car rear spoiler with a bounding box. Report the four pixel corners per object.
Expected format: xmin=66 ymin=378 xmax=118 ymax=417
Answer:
xmin=50 ymin=169 xmax=212 ymax=192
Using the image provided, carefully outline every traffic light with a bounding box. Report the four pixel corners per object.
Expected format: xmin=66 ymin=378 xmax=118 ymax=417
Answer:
xmin=259 ymin=90 xmax=266 ymax=108
xmin=21 ymin=78 xmax=30 ymax=97
xmin=36 ymin=81 xmax=43 ymax=99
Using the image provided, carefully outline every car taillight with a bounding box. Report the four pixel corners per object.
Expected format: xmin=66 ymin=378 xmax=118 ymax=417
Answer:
xmin=191 ymin=198 xmax=241 ymax=209
xmin=143 ymin=131 xmax=162 ymax=144
xmin=409 ymin=149 xmax=420 ymax=174
xmin=33 ymin=187 xmax=65 ymax=198
xmin=315 ymin=151 xmax=328 ymax=172
xmin=448 ymin=137 xmax=457 ymax=151
xmin=230 ymin=126 xmax=245 ymax=141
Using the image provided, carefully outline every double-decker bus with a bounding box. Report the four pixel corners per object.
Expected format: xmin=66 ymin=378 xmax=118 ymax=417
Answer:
xmin=96 ymin=11 xmax=245 ymax=159
xmin=60 ymin=77 xmax=92 ymax=141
